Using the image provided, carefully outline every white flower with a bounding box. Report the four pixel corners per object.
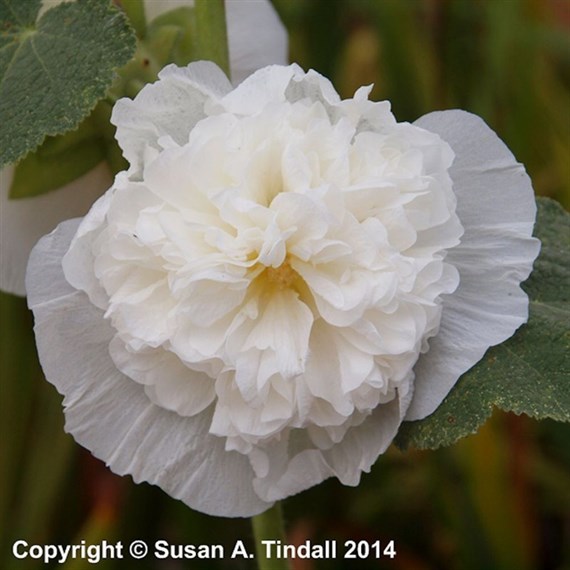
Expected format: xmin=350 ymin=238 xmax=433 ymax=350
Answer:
xmin=0 ymin=0 xmax=287 ymax=296
xmin=26 ymin=63 xmax=540 ymax=517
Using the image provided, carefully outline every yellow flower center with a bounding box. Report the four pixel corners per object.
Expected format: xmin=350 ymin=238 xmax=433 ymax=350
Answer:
xmin=265 ymin=259 xmax=298 ymax=289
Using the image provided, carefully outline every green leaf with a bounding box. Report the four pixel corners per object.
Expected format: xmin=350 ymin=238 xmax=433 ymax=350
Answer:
xmin=0 ymin=0 xmax=136 ymax=168
xmin=396 ymin=198 xmax=570 ymax=450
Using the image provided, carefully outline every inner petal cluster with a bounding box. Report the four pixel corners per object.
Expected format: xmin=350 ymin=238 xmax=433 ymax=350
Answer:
xmin=63 ymin=78 xmax=463 ymax=475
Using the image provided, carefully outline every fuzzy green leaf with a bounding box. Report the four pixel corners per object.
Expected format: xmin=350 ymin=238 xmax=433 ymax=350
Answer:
xmin=0 ymin=0 xmax=136 ymax=168
xmin=396 ymin=198 xmax=570 ymax=450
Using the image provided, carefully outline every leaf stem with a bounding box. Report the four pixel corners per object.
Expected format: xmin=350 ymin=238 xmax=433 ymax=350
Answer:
xmin=194 ymin=0 xmax=230 ymax=77
xmin=251 ymin=503 xmax=291 ymax=570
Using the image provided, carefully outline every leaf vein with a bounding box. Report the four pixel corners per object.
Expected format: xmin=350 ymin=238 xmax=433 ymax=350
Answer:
xmin=30 ymin=35 xmax=53 ymax=83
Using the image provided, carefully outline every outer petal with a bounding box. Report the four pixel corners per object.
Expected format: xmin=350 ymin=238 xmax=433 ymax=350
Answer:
xmin=224 ymin=0 xmax=288 ymax=85
xmin=143 ymin=0 xmax=288 ymax=85
xmin=0 ymin=163 xmax=112 ymax=296
xmin=26 ymin=219 xmax=272 ymax=517
xmin=406 ymin=110 xmax=541 ymax=420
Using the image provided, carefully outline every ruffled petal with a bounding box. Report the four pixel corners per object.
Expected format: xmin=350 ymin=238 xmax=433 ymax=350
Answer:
xmin=0 ymin=163 xmax=112 ymax=296
xmin=406 ymin=110 xmax=541 ymax=420
xmin=252 ymin=389 xmax=409 ymax=503
xmin=221 ymin=64 xmax=304 ymax=115
xmin=111 ymin=61 xmax=233 ymax=178
xmin=26 ymin=219 xmax=272 ymax=517
xmin=240 ymin=288 xmax=314 ymax=378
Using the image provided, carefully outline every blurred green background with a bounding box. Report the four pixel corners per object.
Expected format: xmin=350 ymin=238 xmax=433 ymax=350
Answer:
xmin=1 ymin=0 xmax=569 ymax=569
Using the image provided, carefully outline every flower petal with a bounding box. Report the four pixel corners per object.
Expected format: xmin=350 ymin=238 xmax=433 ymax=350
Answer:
xmin=225 ymin=0 xmax=288 ymax=85
xmin=221 ymin=64 xmax=304 ymax=116
xmin=252 ymin=389 xmax=409 ymax=503
xmin=240 ymin=288 xmax=314 ymax=378
xmin=26 ymin=219 xmax=272 ymax=517
xmin=111 ymin=61 xmax=233 ymax=178
xmin=406 ymin=110 xmax=541 ymax=420
xmin=0 ymin=163 xmax=112 ymax=296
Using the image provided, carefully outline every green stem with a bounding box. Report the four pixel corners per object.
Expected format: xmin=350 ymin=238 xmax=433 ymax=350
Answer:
xmin=194 ymin=0 xmax=230 ymax=77
xmin=251 ymin=503 xmax=290 ymax=570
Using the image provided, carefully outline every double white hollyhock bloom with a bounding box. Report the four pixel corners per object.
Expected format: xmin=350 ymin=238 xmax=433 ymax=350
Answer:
xmin=0 ymin=0 xmax=287 ymax=295
xmin=26 ymin=61 xmax=540 ymax=517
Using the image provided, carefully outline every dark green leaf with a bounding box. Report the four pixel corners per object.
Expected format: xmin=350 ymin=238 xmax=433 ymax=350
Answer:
xmin=0 ymin=0 xmax=136 ymax=168
xmin=396 ymin=198 xmax=570 ymax=450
